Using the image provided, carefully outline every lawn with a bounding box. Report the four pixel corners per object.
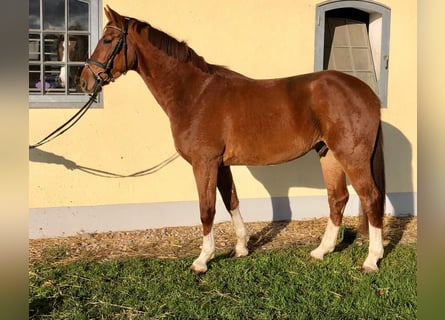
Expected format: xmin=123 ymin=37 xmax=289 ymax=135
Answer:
xmin=29 ymin=242 xmax=416 ymax=319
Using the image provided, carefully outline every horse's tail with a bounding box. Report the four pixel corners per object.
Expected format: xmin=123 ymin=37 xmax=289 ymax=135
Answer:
xmin=360 ymin=122 xmax=386 ymax=234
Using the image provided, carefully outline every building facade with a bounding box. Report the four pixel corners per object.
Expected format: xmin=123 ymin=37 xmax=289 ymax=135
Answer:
xmin=29 ymin=0 xmax=417 ymax=238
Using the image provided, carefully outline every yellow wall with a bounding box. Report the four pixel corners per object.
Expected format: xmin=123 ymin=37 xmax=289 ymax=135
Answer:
xmin=29 ymin=0 xmax=417 ymax=209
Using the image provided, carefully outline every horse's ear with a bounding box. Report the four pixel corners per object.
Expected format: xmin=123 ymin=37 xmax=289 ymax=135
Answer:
xmin=104 ymin=5 xmax=121 ymax=23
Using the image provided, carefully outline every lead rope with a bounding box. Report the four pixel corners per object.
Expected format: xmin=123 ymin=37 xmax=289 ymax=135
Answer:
xmin=29 ymin=82 xmax=102 ymax=150
xmin=29 ymin=79 xmax=180 ymax=176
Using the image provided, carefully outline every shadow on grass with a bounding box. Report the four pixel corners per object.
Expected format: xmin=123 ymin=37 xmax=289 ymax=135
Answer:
xmin=246 ymin=215 xmax=414 ymax=258
xmin=332 ymin=215 xmax=415 ymax=260
xmin=383 ymin=215 xmax=415 ymax=257
xmin=334 ymin=226 xmax=358 ymax=253
xmin=29 ymin=297 xmax=58 ymax=319
xmin=247 ymin=220 xmax=291 ymax=253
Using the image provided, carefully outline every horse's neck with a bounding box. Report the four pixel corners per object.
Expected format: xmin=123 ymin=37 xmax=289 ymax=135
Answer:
xmin=132 ymin=38 xmax=210 ymax=118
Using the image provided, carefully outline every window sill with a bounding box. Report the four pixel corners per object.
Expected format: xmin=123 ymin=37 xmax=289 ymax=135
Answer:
xmin=29 ymin=93 xmax=103 ymax=109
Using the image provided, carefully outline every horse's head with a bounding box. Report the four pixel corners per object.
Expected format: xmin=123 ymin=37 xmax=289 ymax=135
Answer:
xmin=80 ymin=6 xmax=134 ymax=93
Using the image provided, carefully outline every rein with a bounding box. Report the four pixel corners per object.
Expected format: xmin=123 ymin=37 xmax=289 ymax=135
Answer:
xmin=29 ymin=19 xmax=130 ymax=150
xmin=29 ymin=87 xmax=101 ymax=149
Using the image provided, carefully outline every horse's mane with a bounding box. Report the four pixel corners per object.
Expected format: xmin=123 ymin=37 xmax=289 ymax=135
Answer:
xmin=133 ymin=19 xmax=223 ymax=74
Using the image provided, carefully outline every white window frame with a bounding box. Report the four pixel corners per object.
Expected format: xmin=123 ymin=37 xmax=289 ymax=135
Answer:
xmin=29 ymin=0 xmax=103 ymax=108
xmin=315 ymin=0 xmax=391 ymax=107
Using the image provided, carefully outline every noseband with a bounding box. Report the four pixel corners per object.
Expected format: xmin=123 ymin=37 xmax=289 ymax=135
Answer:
xmin=85 ymin=18 xmax=129 ymax=88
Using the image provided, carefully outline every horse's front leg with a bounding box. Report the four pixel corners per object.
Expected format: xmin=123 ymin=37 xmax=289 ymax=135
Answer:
xmin=190 ymin=159 xmax=219 ymax=273
xmin=217 ymin=166 xmax=249 ymax=257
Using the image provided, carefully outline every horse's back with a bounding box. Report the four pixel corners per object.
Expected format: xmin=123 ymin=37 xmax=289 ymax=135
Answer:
xmin=185 ymin=69 xmax=381 ymax=166
xmin=212 ymin=72 xmax=321 ymax=165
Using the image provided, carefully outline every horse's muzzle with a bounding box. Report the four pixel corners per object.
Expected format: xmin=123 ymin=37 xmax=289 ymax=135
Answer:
xmin=79 ymin=70 xmax=104 ymax=94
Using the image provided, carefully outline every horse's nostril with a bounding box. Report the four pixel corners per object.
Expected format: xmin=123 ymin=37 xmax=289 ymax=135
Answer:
xmin=80 ymin=79 xmax=87 ymax=91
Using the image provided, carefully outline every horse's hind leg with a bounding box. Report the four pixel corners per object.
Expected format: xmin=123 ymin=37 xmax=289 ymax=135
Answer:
xmin=334 ymin=147 xmax=384 ymax=272
xmin=348 ymin=173 xmax=384 ymax=272
xmin=311 ymin=150 xmax=349 ymax=260
xmin=217 ymin=166 xmax=249 ymax=257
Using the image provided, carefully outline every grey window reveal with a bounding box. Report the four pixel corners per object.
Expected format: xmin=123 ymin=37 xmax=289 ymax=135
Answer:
xmin=315 ymin=1 xmax=390 ymax=107
xmin=29 ymin=0 xmax=102 ymax=108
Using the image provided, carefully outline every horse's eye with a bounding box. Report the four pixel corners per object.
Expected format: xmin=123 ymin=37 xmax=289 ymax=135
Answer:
xmin=103 ymin=38 xmax=113 ymax=44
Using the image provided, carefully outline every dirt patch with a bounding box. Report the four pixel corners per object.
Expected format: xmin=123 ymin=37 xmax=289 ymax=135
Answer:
xmin=29 ymin=215 xmax=416 ymax=265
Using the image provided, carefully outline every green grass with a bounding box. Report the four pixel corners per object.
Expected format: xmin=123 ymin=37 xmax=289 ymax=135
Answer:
xmin=29 ymin=243 xmax=416 ymax=319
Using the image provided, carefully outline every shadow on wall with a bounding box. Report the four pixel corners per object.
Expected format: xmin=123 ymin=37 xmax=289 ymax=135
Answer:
xmin=29 ymin=148 xmax=179 ymax=178
xmin=246 ymin=121 xmax=414 ymax=252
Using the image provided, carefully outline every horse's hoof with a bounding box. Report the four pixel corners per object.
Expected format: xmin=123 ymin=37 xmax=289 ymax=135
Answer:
xmin=310 ymin=248 xmax=324 ymax=260
xmin=234 ymin=247 xmax=249 ymax=258
xmin=361 ymin=264 xmax=379 ymax=273
xmin=190 ymin=262 xmax=207 ymax=274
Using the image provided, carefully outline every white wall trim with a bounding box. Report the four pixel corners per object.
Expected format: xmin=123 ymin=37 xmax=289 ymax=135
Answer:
xmin=29 ymin=192 xmax=416 ymax=239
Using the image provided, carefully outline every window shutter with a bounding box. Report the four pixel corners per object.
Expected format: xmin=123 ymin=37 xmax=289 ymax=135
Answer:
xmin=325 ymin=18 xmax=379 ymax=94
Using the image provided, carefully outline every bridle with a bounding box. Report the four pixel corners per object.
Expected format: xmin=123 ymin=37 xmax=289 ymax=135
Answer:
xmin=84 ymin=18 xmax=130 ymax=90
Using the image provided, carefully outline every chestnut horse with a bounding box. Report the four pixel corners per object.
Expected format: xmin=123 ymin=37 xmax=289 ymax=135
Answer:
xmin=80 ymin=6 xmax=385 ymax=273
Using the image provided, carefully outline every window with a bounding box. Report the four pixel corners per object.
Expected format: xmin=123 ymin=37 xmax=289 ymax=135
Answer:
xmin=315 ymin=1 xmax=390 ymax=107
xmin=29 ymin=0 xmax=102 ymax=108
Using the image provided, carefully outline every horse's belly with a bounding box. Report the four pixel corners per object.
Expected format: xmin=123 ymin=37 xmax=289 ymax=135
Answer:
xmin=222 ymin=139 xmax=311 ymax=166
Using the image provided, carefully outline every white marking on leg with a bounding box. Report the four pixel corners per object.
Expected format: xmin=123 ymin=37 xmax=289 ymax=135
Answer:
xmin=230 ymin=208 xmax=249 ymax=257
xmin=191 ymin=228 xmax=215 ymax=273
xmin=362 ymin=223 xmax=384 ymax=272
xmin=310 ymin=218 xmax=340 ymax=260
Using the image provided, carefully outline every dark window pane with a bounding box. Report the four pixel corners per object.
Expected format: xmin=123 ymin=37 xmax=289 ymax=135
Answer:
xmin=45 ymin=65 xmax=65 ymax=93
xmin=68 ymin=65 xmax=84 ymax=92
xmin=29 ymin=0 xmax=41 ymax=29
xmin=29 ymin=64 xmax=41 ymax=93
xmin=43 ymin=0 xmax=65 ymax=30
xmin=67 ymin=34 xmax=88 ymax=62
xmin=69 ymin=0 xmax=89 ymax=31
